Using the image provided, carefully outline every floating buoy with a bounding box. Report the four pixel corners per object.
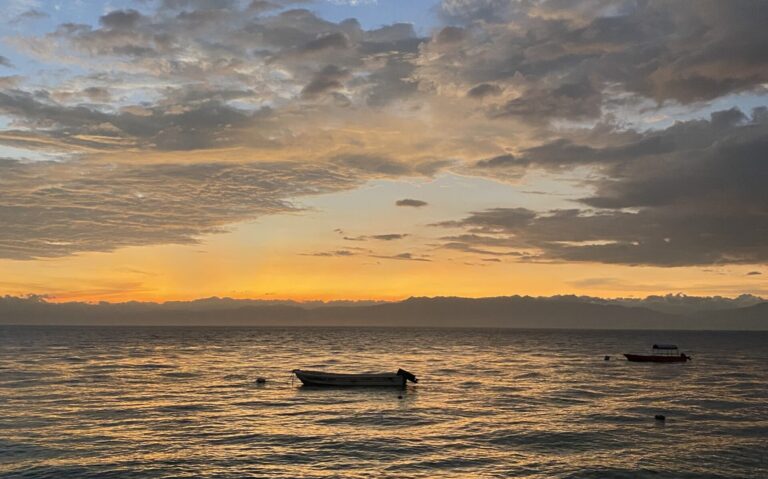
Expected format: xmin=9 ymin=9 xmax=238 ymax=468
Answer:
xmin=256 ymin=377 xmax=267 ymax=384
xmin=655 ymin=414 xmax=666 ymax=421
xmin=398 ymin=395 xmax=403 ymax=399
xmin=604 ymin=355 xmax=610 ymax=361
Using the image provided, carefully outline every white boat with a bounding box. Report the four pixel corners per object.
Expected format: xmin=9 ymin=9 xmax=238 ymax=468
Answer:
xmin=292 ymin=368 xmax=418 ymax=387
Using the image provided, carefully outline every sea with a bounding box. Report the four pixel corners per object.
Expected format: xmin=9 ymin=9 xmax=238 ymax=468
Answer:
xmin=1 ymin=326 xmax=766 ymax=478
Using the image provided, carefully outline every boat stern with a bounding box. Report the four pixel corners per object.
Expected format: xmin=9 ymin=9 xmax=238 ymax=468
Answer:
xmin=396 ymin=368 xmax=418 ymax=383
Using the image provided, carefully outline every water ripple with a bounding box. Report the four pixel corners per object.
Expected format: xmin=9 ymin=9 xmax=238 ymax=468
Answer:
xmin=1 ymin=326 xmax=766 ymax=478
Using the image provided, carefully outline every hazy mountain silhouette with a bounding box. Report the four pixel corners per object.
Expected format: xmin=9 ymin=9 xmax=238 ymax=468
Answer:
xmin=1 ymin=295 xmax=765 ymax=329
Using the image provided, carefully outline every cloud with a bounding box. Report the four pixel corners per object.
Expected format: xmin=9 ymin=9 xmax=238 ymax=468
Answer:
xmin=746 ymin=271 xmax=762 ymax=276
xmin=435 ymin=26 xmax=466 ymax=44
xmin=372 ymin=252 xmax=431 ymax=262
xmin=370 ymin=234 xmax=408 ymax=241
xmin=0 ymin=76 xmax=22 ymax=88
xmin=341 ymin=233 xmax=408 ymax=241
xmin=396 ymin=198 xmax=428 ymax=207
xmin=0 ymin=158 xmax=360 ymax=260
xmin=442 ymin=241 xmax=525 ymax=257
xmin=303 ymin=249 xmax=357 ymax=257
xmin=418 ymin=0 xmax=768 ymax=123
xmin=99 ymin=9 xmax=145 ymax=30
xmin=301 ymin=65 xmax=350 ymax=98
xmin=466 ymin=83 xmax=502 ymax=99
xmin=303 ymin=32 xmax=349 ymax=52
xmin=0 ymin=88 xmax=273 ymax=152
xmin=1 ymin=0 xmax=766 ymax=269
xmin=436 ymin=107 xmax=768 ymax=267
xmin=12 ymin=9 xmax=49 ymax=23
xmin=15 ymin=3 xmax=424 ymax=111
xmin=0 ymin=56 xmax=12 ymax=68
xmin=247 ymin=1 xmax=282 ymax=13
xmin=82 ymin=86 xmax=111 ymax=102
xmin=332 ymin=154 xmax=450 ymax=178
xmin=474 ymin=154 xmax=518 ymax=168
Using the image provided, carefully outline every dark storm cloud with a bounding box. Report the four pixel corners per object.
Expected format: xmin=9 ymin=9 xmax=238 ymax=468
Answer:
xmin=396 ymin=199 xmax=428 ymax=208
xmin=0 ymin=159 xmax=359 ymax=260
xmin=438 ymin=109 xmax=768 ymax=266
xmin=436 ymin=208 xmax=538 ymax=231
xmin=458 ymin=106 xmax=768 ymax=265
xmin=436 ymin=207 xmax=765 ymax=266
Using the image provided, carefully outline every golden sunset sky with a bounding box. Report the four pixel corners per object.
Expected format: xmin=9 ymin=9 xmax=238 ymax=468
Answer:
xmin=0 ymin=0 xmax=766 ymax=302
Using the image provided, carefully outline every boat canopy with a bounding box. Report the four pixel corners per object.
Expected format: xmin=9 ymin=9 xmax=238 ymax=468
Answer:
xmin=652 ymin=344 xmax=679 ymax=350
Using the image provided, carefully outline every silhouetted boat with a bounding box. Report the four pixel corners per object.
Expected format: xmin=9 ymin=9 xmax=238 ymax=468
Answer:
xmin=625 ymin=344 xmax=691 ymax=362
xmin=292 ymin=368 xmax=418 ymax=387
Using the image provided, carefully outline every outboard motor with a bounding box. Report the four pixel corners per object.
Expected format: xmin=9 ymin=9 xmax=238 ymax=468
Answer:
xmin=396 ymin=368 xmax=418 ymax=383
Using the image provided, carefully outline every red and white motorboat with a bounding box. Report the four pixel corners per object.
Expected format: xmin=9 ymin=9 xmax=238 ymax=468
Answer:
xmin=625 ymin=344 xmax=691 ymax=363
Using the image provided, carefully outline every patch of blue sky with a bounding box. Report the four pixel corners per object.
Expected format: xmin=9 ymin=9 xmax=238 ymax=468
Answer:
xmin=1 ymin=0 xmax=143 ymax=79
xmin=554 ymin=91 xmax=768 ymax=134
xmin=615 ymin=93 xmax=767 ymax=132
xmin=309 ymin=0 xmax=440 ymax=35
xmin=0 ymin=142 xmax=67 ymax=162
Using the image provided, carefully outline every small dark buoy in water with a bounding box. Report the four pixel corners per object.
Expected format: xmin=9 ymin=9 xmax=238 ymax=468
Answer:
xmin=398 ymin=395 xmax=403 ymax=399
xmin=655 ymin=414 xmax=666 ymax=421
xmin=604 ymin=355 xmax=610 ymax=361
xmin=256 ymin=377 xmax=267 ymax=384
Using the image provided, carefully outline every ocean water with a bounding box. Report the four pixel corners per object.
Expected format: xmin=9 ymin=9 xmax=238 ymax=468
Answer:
xmin=1 ymin=326 xmax=766 ymax=479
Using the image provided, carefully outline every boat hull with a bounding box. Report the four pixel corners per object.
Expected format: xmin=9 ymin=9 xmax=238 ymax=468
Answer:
xmin=293 ymin=370 xmax=407 ymax=387
xmin=624 ymin=354 xmax=690 ymax=363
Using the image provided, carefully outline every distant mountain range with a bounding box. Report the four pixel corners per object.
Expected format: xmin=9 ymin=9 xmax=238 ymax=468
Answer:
xmin=1 ymin=294 xmax=766 ymax=330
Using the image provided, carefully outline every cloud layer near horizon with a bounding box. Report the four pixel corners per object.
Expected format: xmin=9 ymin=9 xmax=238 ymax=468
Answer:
xmin=0 ymin=0 xmax=766 ymax=268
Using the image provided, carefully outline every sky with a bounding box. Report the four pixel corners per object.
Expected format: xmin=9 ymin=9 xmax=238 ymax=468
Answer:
xmin=0 ymin=0 xmax=766 ymax=303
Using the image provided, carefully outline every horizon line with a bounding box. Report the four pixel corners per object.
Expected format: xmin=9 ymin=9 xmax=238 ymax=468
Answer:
xmin=4 ymin=291 xmax=765 ymax=306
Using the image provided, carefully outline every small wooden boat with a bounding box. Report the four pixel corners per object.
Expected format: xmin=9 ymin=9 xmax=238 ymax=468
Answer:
xmin=625 ymin=344 xmax=691 ymax=363
xmin=292 ymin=368 xmax=418 ymax=387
